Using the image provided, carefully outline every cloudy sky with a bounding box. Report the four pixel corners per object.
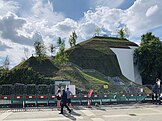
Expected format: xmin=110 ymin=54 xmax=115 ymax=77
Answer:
xmin=0 ymin=0 xmax=162 ymax=68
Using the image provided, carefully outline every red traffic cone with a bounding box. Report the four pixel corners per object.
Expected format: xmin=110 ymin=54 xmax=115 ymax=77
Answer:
xmin=87 ymin=99 xmax=91 ymax=108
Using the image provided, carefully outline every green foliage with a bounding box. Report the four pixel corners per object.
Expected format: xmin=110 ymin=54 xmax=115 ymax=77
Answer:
xmin=54 ymin=65 xmax=126 ymax=93
xmin=14 ymin=56 xmax=59 ymax=77
xmin=0 ymin=66 xmax=4 ymax=73
xmin=69 ymin=31 xmax=77 ymax=47
xmin=94 ymin=27 xmax=101 ymax=36
xmin=55 ymin=49 xmax=68 ymax=65
xmin=55 ymin=37 xmax=68 ymax=65
xmin=3 ymin=56 xmax=10 ymax=70
xmin=34 ymin=41 xmax=46 ymax=57
xmin=118 ymin=28 xmax=125 ymax=39
xmin=0 ymin=65 xmax=8 ymax=73
xmin=134 ymin=32 xmax=162 ymax=84
xmin=49 ymin=44 xmax=55 ymax=57
xmin=57 ymin=37 xmax=63 ymax=47
xmin=0 ymin=67 xmax=45 ymax=84
xmin=0 ymin=56 xmax=59 ymax=84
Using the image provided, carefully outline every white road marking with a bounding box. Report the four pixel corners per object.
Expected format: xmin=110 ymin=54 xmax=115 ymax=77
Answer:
xmin=137 ymin=113 xmax=162 ymax=116
xmin=78 ymin=106 xmax=86 ymax=110
xmin=2 ymin=116 xmax=83 ymax=121
xmin=80 ymin=110 xmax=95 ymax=116
xmin=3 ymin=117 xmax=68 ymax=121
xmin=74 ymin=116 xmax=83 ymax=119
xmin=91 ymin=118 xmax=105 ymax=121
xmin=146 ymin=108 xmax=162 ymax=113
xmin=103 ymin=112 xmax=162 ymax=118
xmin=0 ymin=112 xmax=12 ymax=120
xmin=103 ymin=114 xmax=128 ymax=118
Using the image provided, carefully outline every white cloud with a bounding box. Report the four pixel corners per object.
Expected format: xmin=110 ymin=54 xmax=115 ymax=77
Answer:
xmin=53 ymin=18 xmax=78 ymax=38
xmin=0 ymin=0 xmax=65 ymax=67
xmin=28 ymin=0 xmax=64 ymax=25
xmin=0 ymin=0 xmax=162 ymax=67
xmin=146 ymin=5 xmax=159 ymax=17
xmin=77 ymin=22 xmax=96 ymax=39
xmin=82 ymin=0 xmax=162 ymax=37
xmin=81 ymin=7 xmax=123 ymax=36
xmin=0 ymin=13 xmax=36 ymax=46
xmin=122 ymin=0 xmax=162 ymax=36
xmin=0 ymin=40 xmax=11 ymax=51
xmin=0 ymin=0 xmax=19 ymax=17
xmin=0 ymin=41 xmax=34 ymax=68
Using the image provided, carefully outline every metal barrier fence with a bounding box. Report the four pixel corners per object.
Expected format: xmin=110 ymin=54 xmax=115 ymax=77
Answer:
xmin=0 ymin=83 xmax=154 ymax=108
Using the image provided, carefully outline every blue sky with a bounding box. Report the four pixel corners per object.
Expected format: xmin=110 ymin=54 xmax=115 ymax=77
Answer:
xmin=52 ymin=0 xmax=90 ymax=20
xmin=52 ymin=0 xmax=135 ymax=20
xmin=0 ymin=0 xmax=162 ymax=67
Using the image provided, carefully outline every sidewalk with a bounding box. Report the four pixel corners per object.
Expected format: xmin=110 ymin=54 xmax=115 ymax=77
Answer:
xmin=0 ymin=104 xmax=162 ymax=121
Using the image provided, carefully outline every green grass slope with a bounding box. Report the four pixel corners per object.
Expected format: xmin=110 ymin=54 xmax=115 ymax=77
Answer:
xmin=14 ymin=56 xmax=59 ymax=77
xmin=0 ymin=57 xmax=59 ymax=84
xmin=0 ymin=36 xmax=142 ymax=93
xmin=67 ymin=36 xmax=138 ymax=77
xmin=53 ymin=64 xmax=125 ymax=93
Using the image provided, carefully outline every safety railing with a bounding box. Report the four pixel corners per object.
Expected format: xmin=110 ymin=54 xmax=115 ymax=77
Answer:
xmin=0 ymin=93 xmax=153 ymax=108
xmin=0 ymin=83 xmax=155 ymax=108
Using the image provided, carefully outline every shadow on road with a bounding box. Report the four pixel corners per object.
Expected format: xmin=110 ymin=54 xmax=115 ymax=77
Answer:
xmin=63 ymin=110 xmax=81 ymax=121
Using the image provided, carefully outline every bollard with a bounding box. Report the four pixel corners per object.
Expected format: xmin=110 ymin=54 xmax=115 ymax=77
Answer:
xmin=87 ymin=89 xmax=93 ymax=108
xmin=87 ymin=98 xmax=91 ymax=108
xmin=23 ymin=101 xmax=25 ymax=108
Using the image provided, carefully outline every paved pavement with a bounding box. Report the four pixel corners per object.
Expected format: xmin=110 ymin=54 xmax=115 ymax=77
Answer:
xmin=0 ymin=103 xmax=162 ymax=121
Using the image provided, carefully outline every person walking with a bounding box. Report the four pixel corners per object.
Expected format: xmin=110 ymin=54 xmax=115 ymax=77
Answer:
xmin=152 ymin=82 xmax=158 ymax=104
xmin=56 ymin=89 xmax=61 ymax=110
xmin=66 ymin=87 xmax=73 ymax=108
xmin=157 ymin=78 xmax=161 ymax=94
xmin=157 ymin=78 xmax=161 ymax=104
xmin=153 ymin=78 xmax=161 ymax=104
xmin=59 ymin=89 xmax=71 ymax=114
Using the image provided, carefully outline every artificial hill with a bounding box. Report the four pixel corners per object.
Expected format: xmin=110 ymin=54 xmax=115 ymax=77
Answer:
xmin=0 ymin=57 xmax=59 ymax=84
xmin=14 ymin=57 xmax=59 ymax=77
xmin=67 ymin=36 xmax=138 ymax=77
xmin=0 ymin=36 xmax=143 ymax=93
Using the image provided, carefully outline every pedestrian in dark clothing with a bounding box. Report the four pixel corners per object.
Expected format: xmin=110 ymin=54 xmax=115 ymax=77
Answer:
xmin=59 ymin=89 xmax=71 ymax=114
xmin=152 ymin=78 xmax=161 ymax=104
xmin=66 ymin=88 xmax=73 ymax=108
xmin=152 ymin=83 xmax=158 ymax=104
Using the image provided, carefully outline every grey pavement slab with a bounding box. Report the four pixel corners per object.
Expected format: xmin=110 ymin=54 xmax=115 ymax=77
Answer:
xmin=0 ymin=103 xmax=162 ymax=121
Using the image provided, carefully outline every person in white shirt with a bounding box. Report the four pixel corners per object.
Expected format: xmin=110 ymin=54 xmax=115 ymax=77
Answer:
xmin=157 ymin=78 xmax=161 ymax=94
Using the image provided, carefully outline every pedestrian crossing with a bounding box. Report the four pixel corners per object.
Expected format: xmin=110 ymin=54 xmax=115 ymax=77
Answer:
xmin=1 ymin=105 xmax=162 ymax=121
xmin=0 ymin=105 xmax=103 ymax=113
xmin=2 ymin=117 xmax=83 ymax=121
xmin=0 ymin=112 xmax=12 ymax=120
xmin=91 ymin=118 xmax=105 ymax=121
xmin=80 ymin=110 xmax=95 ymax=116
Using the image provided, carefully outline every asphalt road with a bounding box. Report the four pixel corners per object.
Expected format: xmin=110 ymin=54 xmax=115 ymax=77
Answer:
xmin=0 ymin=103 xmax=162 ymax=121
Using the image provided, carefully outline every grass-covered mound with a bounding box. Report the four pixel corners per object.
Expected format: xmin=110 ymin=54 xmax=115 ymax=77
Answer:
xmin=52 ymin=64 xmax=126 ymax=93
xmin=14 ymin=56 xmax=59 ymax=77
xmin=0 ymin=67 xmax=45 ymax=84
xmin=0 ymin=57 xmax=59 ymax=84
xmin=67 ymin=36 xmax=138 ymax=77
xmin=0 ymin=36 xmax=142 ymax=93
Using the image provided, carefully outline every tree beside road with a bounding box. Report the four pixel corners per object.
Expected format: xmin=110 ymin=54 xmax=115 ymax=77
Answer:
xmin=134 ymin=32 xmax=162 ymax=85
